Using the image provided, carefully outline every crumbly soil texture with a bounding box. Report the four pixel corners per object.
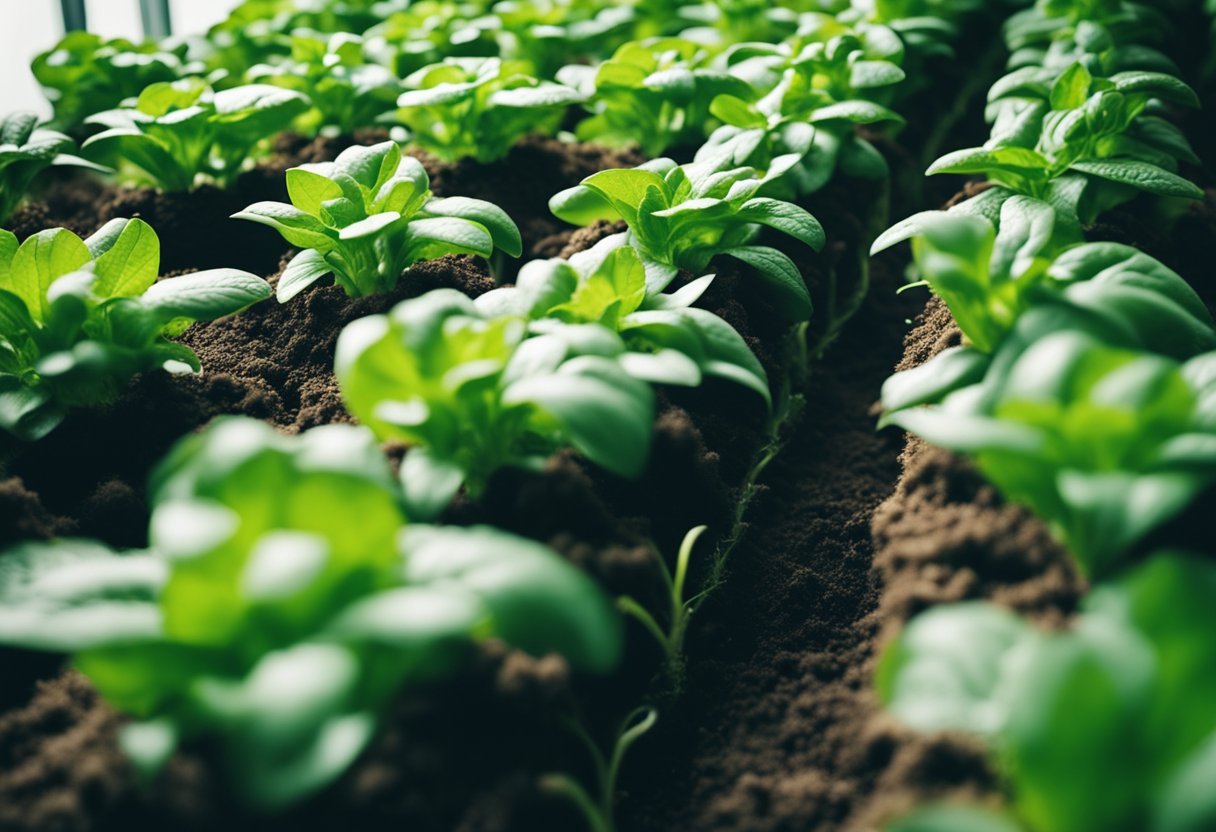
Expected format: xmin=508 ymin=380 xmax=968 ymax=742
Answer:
xmin=1 ymin=101 xmax=1214 ymax=832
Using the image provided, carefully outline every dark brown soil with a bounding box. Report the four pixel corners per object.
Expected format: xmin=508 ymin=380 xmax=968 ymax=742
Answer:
xmin=0 ymin=132 xmax=795 ymax=832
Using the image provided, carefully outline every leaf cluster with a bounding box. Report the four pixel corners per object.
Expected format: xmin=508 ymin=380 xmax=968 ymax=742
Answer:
xmin=247 ymin=31 xmax=400 ymax=135
xmin=881 ymin=553 xmax=1216 ymax=832
xmin=234 ymin=141 xmax=521 ymax=301
xmin=395 ymin=57 xmax=584 ymax=163
xmin=82 ymin=79 xmax=311 ymax=191
xmin=700 ymin=15 xmax=907 ymax=196
xmin=0 ymin=417 xmax=622 ymax=807
xmin=886 ymin=331 xmax=1216 ymax=577
xmin=31 ymin=32 xmax=198 ymax=132
xmin=0 ymin=220 xmax=270 ymax=441
xmin=549 ymin=154 xmax=825 ymax=321
xmin=558 ymin=37 xmax=754 ymax=158
xmin=0 ymin=113 xmax=108 ymax=224
xmin=335 ymin=289 xmax=655 ymax=520
xmin=476 ymin=235 xmax=770 ymax=404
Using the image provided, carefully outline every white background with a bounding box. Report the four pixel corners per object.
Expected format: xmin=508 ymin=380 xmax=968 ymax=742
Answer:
xmin=1 ymin=1 xmax=243 ymax=116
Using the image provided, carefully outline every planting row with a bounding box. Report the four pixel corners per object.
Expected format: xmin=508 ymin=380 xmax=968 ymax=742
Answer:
xmin=868 ymin=1 xmax=1216 ymax=830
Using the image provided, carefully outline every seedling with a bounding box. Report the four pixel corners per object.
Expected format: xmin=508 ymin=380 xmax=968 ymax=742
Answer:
xmin=395 ymin=57 xmax=584 ymax=162
xmin=550 ymin=155 xmax=824 ymax=321
xmin=335 ymin=289 xmax=655 ymax=520
xmin=880 ymin=554 xmax=1216 ymax=832
xmin=247 ymin=31 xmax=400 ymax=134
xmin=475 ymin=239 xmax=770 ymax=404
xmin=0 ymin=219 xmax=270 ymax=441
xmin=83 ymin=79 xmax=310 ymax=191
xmin=0 ymin=417 xmax=623 ymax=808
xmin=0 ymin=113 xmax=109 ymax=224
xmin=233 ymin=140 xmax=522 ymax=301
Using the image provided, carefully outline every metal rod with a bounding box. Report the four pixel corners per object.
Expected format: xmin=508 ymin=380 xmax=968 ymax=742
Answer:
xmin=139 ymin=0 xmax=173 ymax=39
xmin=59 ymin=0 xmax=88 ymax=32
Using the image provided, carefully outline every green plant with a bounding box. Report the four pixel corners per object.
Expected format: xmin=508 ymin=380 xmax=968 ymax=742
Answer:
xmin=363 ymin=2 xmax=501 ymax=78
xmin=475 ymin=238 xmax=770 ymax=404
xmin=701 ymin=15 xmax=907 ymax=196
xmin=557 ymin=38 xmax=755 ymax=157
xmin=1004 ymin=0 xmax=1178 ymax=74
xmin=82 ymin=79 xmax=310 ymax=191
xmin=874 ymin=197 xmax=1213 ymax=358
xmin=0 ymin=220 xmax=270 ymax=441
xmin=0 ymin=113 xmax=108 ymax=224
xmin=879 ymin=553 xmax=1216 ymax=832
xmin=884 ymin=331 xmax=1216 ymax=577
xmin=394 ymin=57 xmax=584 ymax=162
xmin=31 ymin=32 xmax=197 ymax=131
xmin=247 ymin=31 xmax=400 ymax=134
xmin=549 ymin=156 xmax=824 ymax=321
xmin=233 ymin=140 xmax=521 ymax=301
xmin=0 ymin=417 xmax=622 ymax=808
xmin=335 ymin=289 xmax=655 ymax=520
xmin=929 ymin=62 xmax=1202 ymax=224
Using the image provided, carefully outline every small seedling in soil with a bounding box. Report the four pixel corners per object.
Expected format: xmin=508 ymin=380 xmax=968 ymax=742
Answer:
xmin=335 ymin=288 xmax=654 ymax=520
xmin=234 ymin=140 xmax=522 ymax=301
xmin=0 ymin=218 xmax=269 ymax=442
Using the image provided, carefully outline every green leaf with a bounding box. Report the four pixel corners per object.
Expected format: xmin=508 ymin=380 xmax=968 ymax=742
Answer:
xmin=580 ymin=168 xmax=669 ymax=228
xmin=404 ymin=217 xmax=494 ymax=259
xmin=503 ymin=356 xmax=654 ymax=480
xmin=92 ymin=218 xmax=160 ymax=298
xmin=722 ymin=245 xmax=812 ymax=322
xmin=399 ymin=448 xmax=466 ymax=522
xmin=401 ymin=524 xmax=624 ymax=674
xmin=232 ymin=202 xmax=337 ymax=250
xmin=1050 ymin=62 xmax=1093 ymax=111
xmin=0 ymin=538 xmax=165 ymax=651
xmin=1069 ymin=159 xmax=1204 ymax=199
xmin=882 ymin=347 xmax=991 ymax=413
xmin=6 ymin=229 xmax=91 ymax=321
xmin=928 ymin=146 xmax=1051 ymax=178
xmin=549 ymin=184 xmax=618 ymax=226
xmin=709 ymin=95 xmax=766 ymax=129
xmin=421 ymin=196 xmax=522 ymax=258
xmin=277 ymin=249 xmax=333 ymax=303
xmin=141 ymin=269 xmax=271 ymax=323
xmin=876 ymin=601 xmax=1030 ymax=736
xmin=737 ymin=198 xmax=826 ymax=251
xmin=286 ymin=168 xmax=344 ymax=217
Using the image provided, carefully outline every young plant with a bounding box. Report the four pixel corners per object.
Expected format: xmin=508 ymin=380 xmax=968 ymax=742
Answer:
xmin=82 ymin=79 xmax=310 ymax=191
xmin=0 ymin=113 xmax=108 ymax=224
xmin=874 ymin=196 xmax=1214 ymax=360
xmin=0 ymin=417 xmax=622 ymax=808
xmin=557 ymin=38 xmax=755 ymax=157
xmin=247 ymin=31 xmax=401 ymax=135
xmin=233 ymin=140 xmax=522 ymax=301
xmin=0 ymin=220 xmax=270 ymax=441
xmin=475 ymin=238 xmax=770 ymax=404
xmin=1004 ymin=0 xmax=1179 ymax=75
xmin=880 ymin=553 xmax=1216 ymax=832
xmin=885 ymin=332 xmax=1216 ymax=578
xmin=549 ymin=156 xmax=825 ymax=322
xmin=31 ymin=32 xmax=196 ymax=131
xmin=395 ymin=57 xmax=584 ymax=162
xmin=701 ymin=16 xmax=907 ymax=196
xmin=335 ymin=288 xmax=655 ymax=520
xmin=362 ymin=2 xmax=501 ymax=79
xmin=930 ymin=61 xmax=1202 ymax=224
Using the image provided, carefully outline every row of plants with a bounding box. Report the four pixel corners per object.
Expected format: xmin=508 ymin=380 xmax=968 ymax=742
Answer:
xmin=0 ymin=1 xmax=1021 ymax=827
xmin=869 ymin=1 xmax=1216 ymax=830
